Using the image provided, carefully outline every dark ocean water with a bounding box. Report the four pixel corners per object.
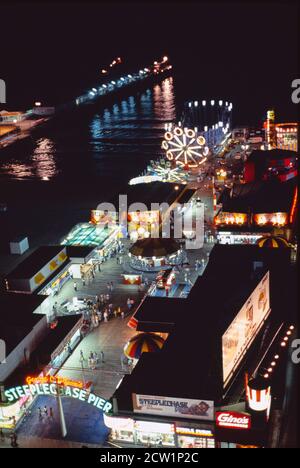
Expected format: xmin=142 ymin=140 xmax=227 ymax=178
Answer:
xmin=0 ymin=77 xmax=178 ymax=251
xmin=0 ymin=77 xmax=176 ymax=186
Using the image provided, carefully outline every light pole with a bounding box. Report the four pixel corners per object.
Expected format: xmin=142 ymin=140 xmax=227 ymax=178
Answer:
xmin=55 ymin=379 xmax=67 ymax=438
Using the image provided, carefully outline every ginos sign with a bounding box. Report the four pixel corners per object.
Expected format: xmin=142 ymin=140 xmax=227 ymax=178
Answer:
xmin=216 ymin=412 xmax=251 ymax=430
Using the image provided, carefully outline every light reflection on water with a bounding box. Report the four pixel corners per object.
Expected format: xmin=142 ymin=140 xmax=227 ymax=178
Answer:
xmin=0 ymin=78 xmax=176 ymax=182
xmin=1 ymin=138 xmax=57 ymax=181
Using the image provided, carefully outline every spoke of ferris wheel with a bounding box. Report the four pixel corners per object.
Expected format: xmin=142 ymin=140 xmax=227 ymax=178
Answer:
xmin=187 ymin=151 xmax=197 ymax=164
xmin=169 ymin=149 xmax=185 ymax=157
xmin=188 ymin=148 xmax=202 ymax=157
xmin=168 ymin=140 xmax=184 ymax=149
xmin=189 ymin=145 xmax=203 ymax=150
xmin=183 ymin=134 xmax=187 ymax=146
xmin=168 ymin=142 xmax=184 ymax=150
xmin=173 ymin=135 xmax=185 ymax=146
xmin=175 ymin=150 xmax=184 ymax=161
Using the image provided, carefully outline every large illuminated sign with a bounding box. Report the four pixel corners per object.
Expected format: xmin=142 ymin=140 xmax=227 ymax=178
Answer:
xmin=216 ymin=412 xmax=251 ymax=430
xmin=4 ymin=379 xmax=112 ymax=413
xmin=222 ymin=271 xmax=271 ymax=386
xmin=133 ymin=394 xmax=214 ymax=421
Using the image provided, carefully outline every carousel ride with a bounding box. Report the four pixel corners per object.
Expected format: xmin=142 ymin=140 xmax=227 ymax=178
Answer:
xmin=128 ymin=237 xmax=185 ymax=271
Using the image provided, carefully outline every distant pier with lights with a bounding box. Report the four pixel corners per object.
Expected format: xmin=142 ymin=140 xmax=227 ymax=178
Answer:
xmin=0 ymin=56 xmax=172 ymax=149
xmin=74 ymin=56 xmax=172 ymax=107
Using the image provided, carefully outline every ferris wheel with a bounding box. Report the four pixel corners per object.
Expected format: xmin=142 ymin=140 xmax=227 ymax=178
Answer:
xmin=161 ymin=126 xmax=209 ymax=169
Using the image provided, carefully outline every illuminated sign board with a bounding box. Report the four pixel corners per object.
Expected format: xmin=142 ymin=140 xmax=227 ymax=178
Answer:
xmin=222 ymin=271 xmax=270 ymax=386
xmin=4 ymin=379 xmax=112 ymax=413
xmin=176 ymin=427 xmax=214 ymax=437
xmin=132 ymin=394 xmax=214 ymax=421
xmin=216 ymin=412 xmax=251 ymax=430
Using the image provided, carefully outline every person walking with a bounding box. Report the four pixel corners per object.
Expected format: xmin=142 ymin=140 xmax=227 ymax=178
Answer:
xmin=100 ymin=351 xmax=105 ymax=363
xmin=49 ymin=407 xmax=54 ymax=419
xmin=10 ymin=433 xmax=18 ymax=448
xmin=38 ymin=407 xmax=43 ymax=420
xmin=73 ymin=282 xmax=77 ymax=292
xmin=44 ymin=406 xmax=48 ymax=417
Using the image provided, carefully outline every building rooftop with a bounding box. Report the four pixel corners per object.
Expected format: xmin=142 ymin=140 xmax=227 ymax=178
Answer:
xmin=0 ymin=293 xmax=47 ymax=355
xmin=2 ymin=315 xmax=82 ymax=388
xmin=218 ymin=178 xmax=297 ymax=214
xmin=248 ymin=149 xmax=297 ymax=164
xmin=114 ymin=245 xmax=294 ymax=413
xmin=66 ymin=245 xmax=95 ymax=259
xmin=109 ymin=182 xmax=195 ymax=210
xmin=6 ymin=246 xmax=67 ymax=280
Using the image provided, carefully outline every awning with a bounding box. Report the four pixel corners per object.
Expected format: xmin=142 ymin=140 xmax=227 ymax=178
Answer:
xmin=34 ymin=272 xmax=46 ymax=285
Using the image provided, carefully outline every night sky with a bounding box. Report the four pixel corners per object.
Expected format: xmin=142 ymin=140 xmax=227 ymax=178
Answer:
xmin=1 ymin=1 xmax=299 ymax=125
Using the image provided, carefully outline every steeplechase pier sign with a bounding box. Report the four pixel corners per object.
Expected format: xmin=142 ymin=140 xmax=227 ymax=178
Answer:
xmin=4 ymin=376 xmax=112 ymax=413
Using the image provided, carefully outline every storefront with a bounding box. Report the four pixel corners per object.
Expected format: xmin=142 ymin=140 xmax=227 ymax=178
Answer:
xmin=95 ymin=227 xmax=121 ymax=260
xmin=104 ymin=411 xmax=267 ymax=448
xmin=39 ymin=267 xmax=72 ymax=297
xmin=104 ymin=415 xmax=176 ymax=447
xmin=0 ymin=394 xmax=33 ymax=429
xmin=135 ymin=421 xmax=176 ymax=447
xmin=48 ymin=319 xmax=83 ymax=372
xmin=176 ymin=424 xmax=216 ymax=448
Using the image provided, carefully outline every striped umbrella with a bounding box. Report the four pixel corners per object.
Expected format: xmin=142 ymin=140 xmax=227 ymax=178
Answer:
xmin=124 ymin=333 xmax=165 ymax=360
xmin=256 ymin=236 xmax=289 ymax=248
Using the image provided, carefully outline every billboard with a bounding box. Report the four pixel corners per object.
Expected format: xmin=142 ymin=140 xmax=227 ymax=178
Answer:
xmin=222 ymin=271 xmax=270 ymax=385
xmin=132 ymin=394 xmax=214 ymax=421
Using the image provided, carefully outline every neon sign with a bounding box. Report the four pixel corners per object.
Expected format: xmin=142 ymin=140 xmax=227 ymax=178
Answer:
xmin=216 ymin=412 xmax=251 ymax=430
xmin=25 ymin=375 xmax=84 ymax=389
xmin=4 ymin=381 xmax=112 ymax=413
